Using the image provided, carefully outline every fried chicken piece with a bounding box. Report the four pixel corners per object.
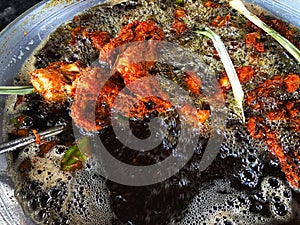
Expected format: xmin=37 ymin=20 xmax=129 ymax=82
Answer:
xmin=97 ymin=20 xmax=165 ymax=87
xmin=30 ymin=62 xmax=83 ymax=102
xmin=70 ymin=67 xmax=123 ymax=131
xmin=71 ymin=66 xmax=172 ymax=131
xmin=101 ymin=20 xmax=171 ymax=120
xmin=112 ymin=41 xmax=160 ymax=85
xmin=101 ymin=19 xmax=167 ymax=109
xmin=113 ymin=76 xmax=172 ymax=119
xmin=99 ymin=20 xmax=165 ymax=64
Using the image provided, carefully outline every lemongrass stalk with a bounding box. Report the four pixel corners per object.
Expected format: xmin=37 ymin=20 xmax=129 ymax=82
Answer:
xmin=196 ymin=27 xmax=245 ymax=122
xmin=229 ymin=0 xmax=300 ymax=63
xmin=0 ymin=86 xmax=34 ymax=95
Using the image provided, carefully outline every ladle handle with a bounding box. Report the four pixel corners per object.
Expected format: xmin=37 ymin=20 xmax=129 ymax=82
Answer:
xmin=0 ymin=125 xmax=65 ymax=154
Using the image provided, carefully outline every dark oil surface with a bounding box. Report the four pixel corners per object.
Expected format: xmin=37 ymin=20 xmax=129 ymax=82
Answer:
xmin=6 ymin=0 xmax=300 ymax=224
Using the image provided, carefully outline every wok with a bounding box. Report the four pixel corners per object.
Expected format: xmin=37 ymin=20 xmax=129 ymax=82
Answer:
xmin=0 ymin=0 xmax=299 ymax=224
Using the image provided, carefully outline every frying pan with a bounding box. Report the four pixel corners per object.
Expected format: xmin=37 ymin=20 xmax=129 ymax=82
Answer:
xmin=0 ymin=0 xmax=299 ymax=224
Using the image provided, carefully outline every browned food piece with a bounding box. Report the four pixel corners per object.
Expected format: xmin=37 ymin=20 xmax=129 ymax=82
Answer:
xmin=32 ymin=129 xmax=41 ymax=145
xmin=69 ymin=22 xmax=110 ymax=48
xmin=211 ymin=14 xmax=231 ymax=28
xmin=235 ymin=66 xmax=255 ymax=83
xmin=70 ymin=66 xmax=172 ymax=131
xmin=247 ymin=116 xmax=264 ymax=139
xmin=113 ymin=76 xmax=172 ymax=119
xmin=172 ymin=19 xmax=187 ymax=36
xmin=174 ymin=8 xmax=187 ymax=19
xmin=172 ymin=8 xmax=187 ymax=36
xmin=70 ymin=26 xmax=88 ymax=46
xmin=220 ymin=66 xmax=255 ymax=91
xmin=184 ymin=71 xmax=202 ymax=95
xmin=30 ymin=61 xmax=83 ymax=102
xmin=203 ymin=0 xmax=222 ymax=8
xmin=245 ymin=75 xmax=284 ymax=109
xmin=219 ymin=76 xmax=231 ymax=91
xmin=99 ymin=20 xmax=165 ymax=64
xmin=90 ymin=31 xmax=111 ymax=50
xmin=246 ymin=73 xmax=300 ymax=189
xmin=245 ymin=74 xmax=300 ymax=110
xmin=71 ymin=67 xmax=121 ymax=132
xmin=267 ymin=110 xmax=286 ymax=121
xmin=98 ymin=20 xmax=165 ymax=86
xmin=265 ymin=131 xmax=300 ymax=190
xmin=284 ymin=73 xmax=300 ymax=93
xmin=180 ymin=104 xmax=210 ymax=124
xmin=112 ymin=41 xmax=160 ymax=85
xmin=245 ymin=32 xmax=265 ymax=53
xmin=97 ymin=20 xmax=172 ymax=121
xmin=248 ymin=116 xmax=300 ymax=190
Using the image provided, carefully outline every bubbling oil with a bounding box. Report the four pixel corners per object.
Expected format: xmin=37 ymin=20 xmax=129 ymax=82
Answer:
xmin=5 ymin=0 xmax=300 ymax=224
xmin=9 ymin=144 xmax=115 ymax=225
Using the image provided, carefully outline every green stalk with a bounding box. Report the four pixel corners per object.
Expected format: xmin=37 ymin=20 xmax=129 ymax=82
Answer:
xmin=196 ymin=27 xmax=245 ymax=122
xmin=229 ymin=0 xmax=300 ymax=63
xmin=0 ymin=86 xmax=34 ymax=95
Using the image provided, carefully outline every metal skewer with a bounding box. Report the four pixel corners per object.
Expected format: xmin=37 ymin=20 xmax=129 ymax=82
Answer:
xmin=0 ymin=125 xmax=65 ymax=155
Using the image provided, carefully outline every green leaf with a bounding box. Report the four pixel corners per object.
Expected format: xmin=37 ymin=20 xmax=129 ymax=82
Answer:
xmin=196 ymin=27 xmax=245 ymax=122
xmin=0 ymin=86 xmax=34 ymax=95
xmin=175 ymin=0 xmax=184 ymax=4
xmin=61 ymin=137 xmax=90 ymax=172
xmin=229 ymin=0 xmax=300 ymax=63
xmin=11 ymin=117 xmax=19 ymax=125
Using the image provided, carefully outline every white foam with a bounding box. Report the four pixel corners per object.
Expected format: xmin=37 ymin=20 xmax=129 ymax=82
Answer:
xmin=176 ymin=178 xmax=297 ymax=225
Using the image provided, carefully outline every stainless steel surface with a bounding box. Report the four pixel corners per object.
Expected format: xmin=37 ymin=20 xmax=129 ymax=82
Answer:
xmin=245 ymin=0 xmax=300 ymax=29
xmin=0 ymin=0 xmax=299 ymax=224
xmin=0 ymin=125 xmax=65 ymax=155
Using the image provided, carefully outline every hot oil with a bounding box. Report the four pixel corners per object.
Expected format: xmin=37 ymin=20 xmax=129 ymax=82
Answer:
xmin=5 ymin=0 xmax=300 ymax=224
